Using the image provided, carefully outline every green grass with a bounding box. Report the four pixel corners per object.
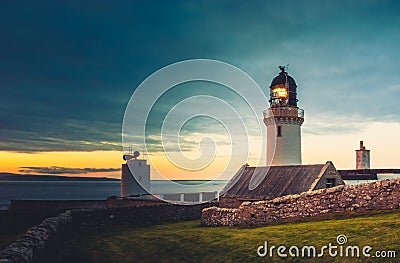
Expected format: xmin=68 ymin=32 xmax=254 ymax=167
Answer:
xmin=61 ymin=210 xmax=400 ymax=263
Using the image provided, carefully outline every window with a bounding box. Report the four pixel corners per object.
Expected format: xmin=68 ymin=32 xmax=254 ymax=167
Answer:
xmin=277 ymin=125 xmax=282 ymax=137
xmin=138 ymin=162 xmax=142 ymax=167
xmin=138 ymin=176 xmax=143 ymax=182
xmin=326 ymin=178 xmax=336 ymax=188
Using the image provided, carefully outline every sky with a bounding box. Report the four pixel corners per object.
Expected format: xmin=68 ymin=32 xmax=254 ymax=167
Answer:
xmin=0 ymin=0 xmax=400 ymax=179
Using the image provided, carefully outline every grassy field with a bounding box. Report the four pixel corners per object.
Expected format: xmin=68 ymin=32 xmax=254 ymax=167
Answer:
xmin=61 ymin=210 xmax=400 ymax=263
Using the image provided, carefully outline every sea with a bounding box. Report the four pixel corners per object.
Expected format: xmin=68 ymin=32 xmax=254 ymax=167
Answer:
xmin=0 ymin=180 xmax=228 ymax=210
xmin=1 ymin=174 xmax=399 ymax=210
xmin=344 ymin=174 xmax=400 ymax=185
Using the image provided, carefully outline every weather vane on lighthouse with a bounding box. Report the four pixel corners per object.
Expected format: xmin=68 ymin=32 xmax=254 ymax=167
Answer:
xmin=264 ymin=66 xmax=304 ymax=166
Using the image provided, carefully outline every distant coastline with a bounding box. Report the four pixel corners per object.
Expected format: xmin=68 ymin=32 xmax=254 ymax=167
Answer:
xmin=0 ymin=173 xmax=120 ymax=182
xmin=0 ymin=173 xmax=230 ymax=183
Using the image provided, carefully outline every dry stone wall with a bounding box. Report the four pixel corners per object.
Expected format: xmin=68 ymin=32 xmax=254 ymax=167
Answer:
xmin=0 ymin=211 xmax=72 ymax=262
xmin=202 ymin=178 xmax=400 ymax=227
xmin=1 ymin=202 xmax=216 ymax=262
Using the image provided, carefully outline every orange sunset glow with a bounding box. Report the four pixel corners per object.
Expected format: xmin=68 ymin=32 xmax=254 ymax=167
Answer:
xmin=1 ymin=120 xmax=400 ymax=181
xmin=0 ymin=151 xmax=121 ymax=178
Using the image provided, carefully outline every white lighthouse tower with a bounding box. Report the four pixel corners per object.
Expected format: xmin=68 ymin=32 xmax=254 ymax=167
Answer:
xmin=264 ymin=66 xmax=304 ymax=165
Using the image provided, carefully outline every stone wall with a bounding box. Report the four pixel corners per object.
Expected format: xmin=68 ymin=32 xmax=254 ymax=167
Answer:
xmin=0 ymin=211 xmax=72 ymax=262
xmin=8 ymin=198 xmax=167 ymax=211
xmin=202 ymin=178 xmax=400 ymax=227
xmin=219 ymin=197 xmax=260 ymax=208
xmin=219 ymin=197 xmax=244 ymax=208
xmin=71 ymin=202 xmax=216 ymax=227
xmin=0 ymin=202 xmax=216 ymax=262
xmin=105 ymin=196 xmax=167 ymax=209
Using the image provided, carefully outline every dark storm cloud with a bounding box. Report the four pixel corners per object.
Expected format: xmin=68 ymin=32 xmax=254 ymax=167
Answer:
xmin=19 ymin=166 xmax=121 ymax=175
xmin=0 ymin=0 xmax=399 ymax=152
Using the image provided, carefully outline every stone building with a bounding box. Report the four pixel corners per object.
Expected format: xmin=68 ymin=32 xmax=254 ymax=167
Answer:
xmin=219 ymin=161 xmax=344 ymax=208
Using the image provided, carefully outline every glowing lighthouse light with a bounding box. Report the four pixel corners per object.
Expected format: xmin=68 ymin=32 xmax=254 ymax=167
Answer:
xmin=273 ymin=86 xmax=288 ymax=99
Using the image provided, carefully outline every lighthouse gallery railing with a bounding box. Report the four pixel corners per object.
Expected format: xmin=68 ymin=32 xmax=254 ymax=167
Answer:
xmin=263 ymin=107 xmax=304 ymax=119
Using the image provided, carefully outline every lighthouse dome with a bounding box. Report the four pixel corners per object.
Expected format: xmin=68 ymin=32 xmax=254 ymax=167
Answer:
xmin=270 ymin=72 xmax=297 ymax=88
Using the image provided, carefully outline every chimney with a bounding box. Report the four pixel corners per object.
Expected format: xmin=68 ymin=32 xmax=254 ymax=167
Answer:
xmin=356 ymin=140 xmax=370 ymax=169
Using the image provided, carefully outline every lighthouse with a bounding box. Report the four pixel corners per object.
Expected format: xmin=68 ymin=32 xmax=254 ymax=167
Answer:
xmin=264 ymin=66 xmax=304 ymax=165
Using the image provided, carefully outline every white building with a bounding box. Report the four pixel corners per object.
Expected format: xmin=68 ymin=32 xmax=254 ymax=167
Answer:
xmin=120 ymin=152 xmax=150 ymax=197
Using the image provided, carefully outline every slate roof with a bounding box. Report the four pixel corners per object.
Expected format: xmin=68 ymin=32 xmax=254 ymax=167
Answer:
xmin=221 ymin=163 xmax=333 ymax=200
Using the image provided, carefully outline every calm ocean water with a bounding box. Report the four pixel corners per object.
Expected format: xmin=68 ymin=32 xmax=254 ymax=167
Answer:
xmin=345 ymin=174 xmax=400 ymax=185
xmin=2 ymin=174 xmax=399 ymax=210
xmin=0 ymin=180 xmax=228 ymax=210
